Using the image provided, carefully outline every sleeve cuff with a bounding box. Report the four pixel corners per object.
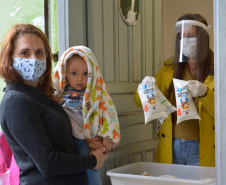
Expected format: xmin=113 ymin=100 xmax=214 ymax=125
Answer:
xmin=198 ymin=87 xmax=209 ymax=98
xmin=89 ymin=154 xmax=97 ymax=169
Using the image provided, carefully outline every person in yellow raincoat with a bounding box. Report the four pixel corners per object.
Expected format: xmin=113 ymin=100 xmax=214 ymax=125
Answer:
xmin=134 ymin=13 xmax=214 ymax=167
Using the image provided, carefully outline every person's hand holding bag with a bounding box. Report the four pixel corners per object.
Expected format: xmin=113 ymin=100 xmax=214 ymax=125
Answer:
xmin=142 ymin=76 xmax=156 ymax=85
xmin=187 ymin=80 xmax=208 ymax=98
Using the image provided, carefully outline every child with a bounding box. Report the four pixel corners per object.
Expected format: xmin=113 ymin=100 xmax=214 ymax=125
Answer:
xmin=53 ymin=46 xmax=121 ymax=185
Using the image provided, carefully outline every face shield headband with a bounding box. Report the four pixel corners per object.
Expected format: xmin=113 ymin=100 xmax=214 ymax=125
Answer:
xmin=175 ymin=20 xmax=211 ymax=33
xmin=175 ymin=20 xmax=211 ymax=62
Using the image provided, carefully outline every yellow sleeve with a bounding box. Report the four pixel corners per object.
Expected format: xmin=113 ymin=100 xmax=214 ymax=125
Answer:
xmin=199 ymin=77 xmax=214 ymax=118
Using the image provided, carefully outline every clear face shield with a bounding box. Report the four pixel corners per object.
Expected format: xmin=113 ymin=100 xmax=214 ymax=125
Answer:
xmin=175 ymin=20 xmax=211 ymax=62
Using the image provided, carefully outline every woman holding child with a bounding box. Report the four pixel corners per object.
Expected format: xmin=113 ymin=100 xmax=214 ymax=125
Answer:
xmin=0 ymin=23 xmax=108 ymax=185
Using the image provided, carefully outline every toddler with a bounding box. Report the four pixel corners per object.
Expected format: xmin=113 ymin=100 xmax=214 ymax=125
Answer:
xmin=53 ymin=46 xmax=121 ymax=185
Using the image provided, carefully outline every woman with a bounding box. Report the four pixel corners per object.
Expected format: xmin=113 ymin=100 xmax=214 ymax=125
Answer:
xmin=0 ymin=23 xmax=108 ymax=185
xmin=134 ymin=14 xmax=214 ymax=167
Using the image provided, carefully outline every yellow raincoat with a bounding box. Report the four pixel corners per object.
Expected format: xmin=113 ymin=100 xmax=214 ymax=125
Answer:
xmin=134 ymin=60 xmax=215 ymax=167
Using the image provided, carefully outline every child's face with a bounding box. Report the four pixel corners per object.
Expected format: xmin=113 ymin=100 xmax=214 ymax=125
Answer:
xmin=66 ymin=55 xmax=88 ymax=90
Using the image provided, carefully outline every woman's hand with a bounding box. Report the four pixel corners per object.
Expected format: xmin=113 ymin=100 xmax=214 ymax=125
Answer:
xmin=188 ymin=80 xmax=208 ymax=98
xmin=92 ymin=147 xmax=108 ymax=169
xmin=142 ymin=76 xmax=156 ymax=85
xmin=87 ymin=137 xmax=104 ymax=150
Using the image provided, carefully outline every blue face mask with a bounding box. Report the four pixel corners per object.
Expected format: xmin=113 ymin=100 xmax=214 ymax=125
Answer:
xmin=13 ymin=58 xmax=47 ymax=81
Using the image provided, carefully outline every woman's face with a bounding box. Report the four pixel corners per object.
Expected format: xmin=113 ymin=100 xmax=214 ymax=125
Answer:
xmin=13 ymin=33 xmax=47 ymax=87
xmin=179 ymin=25 xmax=197 ymax=61
xmin=13 ymin=33 xmax=46 ymax=59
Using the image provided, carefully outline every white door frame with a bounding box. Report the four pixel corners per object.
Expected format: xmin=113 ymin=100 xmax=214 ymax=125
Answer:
xmin=214 ymin=0 xmax=226 ymax=184
xmin=58 ymin=0 xmax=87 ymax=57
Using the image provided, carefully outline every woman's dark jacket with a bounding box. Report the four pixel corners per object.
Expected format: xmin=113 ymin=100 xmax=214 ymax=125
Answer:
xmin=0 ymin=82 xmax=96 ymax=185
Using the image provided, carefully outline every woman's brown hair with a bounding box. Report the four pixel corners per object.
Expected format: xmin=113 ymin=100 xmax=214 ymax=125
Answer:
xmin=167 ymin=14 xmax=214 ymax=98
xmin=0 ymin=23 xmax=56 ymax=101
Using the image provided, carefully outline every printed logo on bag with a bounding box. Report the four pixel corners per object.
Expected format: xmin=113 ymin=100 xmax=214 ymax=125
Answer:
xmin=180 ymin=98 xmax=190 ymax=110
xmin=144 ymin=104 xmax=149 ymax=112
xmin=178 ymin=108 xmax=181 ymax=116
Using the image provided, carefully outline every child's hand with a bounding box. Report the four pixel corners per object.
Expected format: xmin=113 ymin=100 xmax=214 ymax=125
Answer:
xmin=89 ymin=149 xmax=94 ymax=155
xmin=103 ymin=138 xmax=112 ymax=151
xmin=87 ymin=137 xmax=104 ymax=150
xmin=103 ymin=138 xmax=117 ymax=152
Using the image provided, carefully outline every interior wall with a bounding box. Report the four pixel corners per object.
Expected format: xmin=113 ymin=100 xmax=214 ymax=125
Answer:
xmin=163 ymin=0 xmax=213 ymax=60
